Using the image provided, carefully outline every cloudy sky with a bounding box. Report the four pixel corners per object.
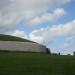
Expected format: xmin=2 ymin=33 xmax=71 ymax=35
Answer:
xmin=0 ymin=0 xmax=75 ymax=54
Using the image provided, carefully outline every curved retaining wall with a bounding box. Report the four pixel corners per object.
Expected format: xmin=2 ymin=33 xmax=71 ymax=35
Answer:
xmin=0 ymin=41 xmax=47 ymax=53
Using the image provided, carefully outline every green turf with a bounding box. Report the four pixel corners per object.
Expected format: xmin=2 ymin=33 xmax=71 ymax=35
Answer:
xmin=0 ymin=52 xmax=75 ymax=75
xmin=0 ymin=34 xmax=35 ymax=43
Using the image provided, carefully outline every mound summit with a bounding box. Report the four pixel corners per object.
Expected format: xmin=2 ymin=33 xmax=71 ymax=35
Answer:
xmin=0 ymin=34 xmax=35 ymax=43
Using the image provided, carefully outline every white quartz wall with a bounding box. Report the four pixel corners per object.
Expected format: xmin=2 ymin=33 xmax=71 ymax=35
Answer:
xmin=0 ymin=41 xmax=46 ymax=53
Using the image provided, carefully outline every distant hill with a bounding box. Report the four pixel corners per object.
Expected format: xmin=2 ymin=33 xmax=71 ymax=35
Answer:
xmin=0 ymin=34 xmax=35 ymax=43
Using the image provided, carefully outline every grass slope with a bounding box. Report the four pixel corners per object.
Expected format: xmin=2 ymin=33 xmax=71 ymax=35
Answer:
xmin=0 ymin=52 xmax=75 ymax=75
xmin=0 ymin=34 xmax=35 ymax=43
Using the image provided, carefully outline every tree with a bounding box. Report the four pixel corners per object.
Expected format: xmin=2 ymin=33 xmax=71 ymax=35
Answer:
xmin=58 ymin=52 xmax=60 ymax=55
xmin=46 ymin=48 xmax=51 ymax=54
xmin=73 ymin=51 xmax=75 ymax=56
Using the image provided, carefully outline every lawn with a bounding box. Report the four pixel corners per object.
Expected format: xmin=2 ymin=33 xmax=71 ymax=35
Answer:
xmin=0 ymin=52 xmax=75 ymax=75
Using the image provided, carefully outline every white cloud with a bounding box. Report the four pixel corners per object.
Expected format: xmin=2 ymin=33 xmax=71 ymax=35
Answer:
xmin=28 ymin=8 xmax=66 ymax=26
xmin=0 ymin=12 xmax=20 ymax=32
xmin=0 ymin=0 xmax=71 ymax=32
xmin=12 ymin=0 xmax=70 ymax=12
xmin=12 ymin=30 xmax=28 ymax=39
xmin=29 ymin=20 xmax=75 ymax=45
xmin=60 ymin=36 xmax=75 ymax=49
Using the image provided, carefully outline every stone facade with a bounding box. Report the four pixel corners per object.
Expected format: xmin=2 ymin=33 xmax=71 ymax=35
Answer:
xmin=0 ymin=41 xmax=47 ymax=53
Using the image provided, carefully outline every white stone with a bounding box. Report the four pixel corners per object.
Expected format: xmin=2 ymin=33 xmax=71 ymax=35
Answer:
xmin=0 ymin=41 xmax=47 ymax=53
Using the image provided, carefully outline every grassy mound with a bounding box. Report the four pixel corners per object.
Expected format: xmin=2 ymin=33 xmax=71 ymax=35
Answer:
xmin=0 ymin=34 xmax=35 ymax=43
xmin=0 ymin=52 xmax=75 ymax=75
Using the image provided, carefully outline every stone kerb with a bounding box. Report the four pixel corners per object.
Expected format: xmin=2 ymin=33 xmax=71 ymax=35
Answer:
xmin=0 ymin=41 xmax=46 ymax=53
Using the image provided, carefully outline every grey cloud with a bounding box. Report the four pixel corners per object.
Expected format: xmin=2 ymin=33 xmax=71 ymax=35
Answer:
xmin=0 ymin=0 xmax=11 ymax=9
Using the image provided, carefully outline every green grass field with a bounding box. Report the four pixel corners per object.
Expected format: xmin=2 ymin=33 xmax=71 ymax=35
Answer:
xmin=0 ymin=52 xmax=75 ymax=75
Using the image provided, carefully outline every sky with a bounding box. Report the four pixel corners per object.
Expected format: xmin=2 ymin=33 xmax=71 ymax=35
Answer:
xmin=0 ymin=0 xmax=75 ymax=55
